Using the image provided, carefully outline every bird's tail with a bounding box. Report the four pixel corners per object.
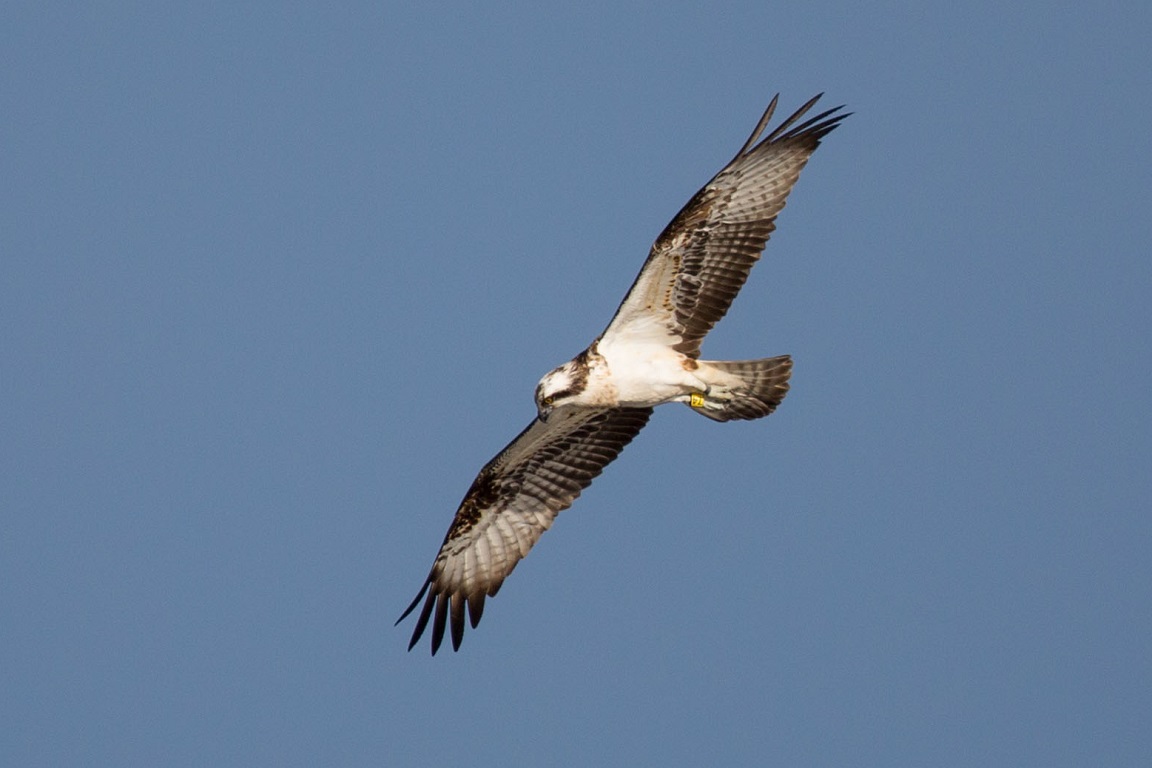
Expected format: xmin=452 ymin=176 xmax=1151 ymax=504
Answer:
xmin=689 ymin=355 xmax=792 ymax=422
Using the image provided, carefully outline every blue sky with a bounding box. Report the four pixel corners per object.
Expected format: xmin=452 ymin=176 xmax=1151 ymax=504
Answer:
xmin=3 ymin=2 xmax=1150 ymax=765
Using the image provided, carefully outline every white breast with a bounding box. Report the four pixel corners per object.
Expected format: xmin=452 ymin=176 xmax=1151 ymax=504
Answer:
xmin=595 ymin=338 xmax=706 ymax=407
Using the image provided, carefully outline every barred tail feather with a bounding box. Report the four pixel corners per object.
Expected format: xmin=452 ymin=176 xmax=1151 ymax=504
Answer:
xmin=693 ymin=355 xmax=792 ymax=422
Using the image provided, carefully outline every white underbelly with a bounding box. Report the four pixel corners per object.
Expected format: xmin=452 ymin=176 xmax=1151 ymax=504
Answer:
xmin=598 ymin=342 xmax=704 ymax=407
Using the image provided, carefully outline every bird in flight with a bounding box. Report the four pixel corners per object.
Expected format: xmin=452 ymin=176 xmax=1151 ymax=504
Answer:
xmin=398 ymin=93 xmax=847 ymax=654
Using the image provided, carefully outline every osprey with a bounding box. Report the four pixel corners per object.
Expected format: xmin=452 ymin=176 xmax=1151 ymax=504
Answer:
xmin=399 ymin=94 xmax=847 ymax=654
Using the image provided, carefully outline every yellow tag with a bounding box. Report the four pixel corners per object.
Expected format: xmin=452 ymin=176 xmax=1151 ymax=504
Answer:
xmin=690 ymin=393 xmax=705 ymax=408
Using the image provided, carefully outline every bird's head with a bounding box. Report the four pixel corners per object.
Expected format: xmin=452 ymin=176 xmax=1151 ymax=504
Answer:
xmin=534 ymin=361 xmax=585 ymax=422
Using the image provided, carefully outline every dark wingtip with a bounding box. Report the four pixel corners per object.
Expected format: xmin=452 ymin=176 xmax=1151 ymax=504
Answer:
xmin=450 ymin=593 xmax=466 ymax=651
xmin=427 ymin=592 xmax=446 ymax=655
xmin=467 ymin=592 xmax=486 ymax=629
xmin=766 ymin=94 xmax=850 ymax=144
xmin=397 ymin=579 xmax=439 ymax=653
xmin=728 ymin=93 xmax=850 ymax=164
xmin=396 ymin=580 xmax=430 ymax=626
xmin=731 ymin=93 xmax=780 ymax=162
xmin=399 ymin=578 xmax=502 ymax=654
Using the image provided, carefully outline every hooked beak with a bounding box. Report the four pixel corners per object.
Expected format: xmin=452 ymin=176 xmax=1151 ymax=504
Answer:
xmin=537 ymin=404 xmax=553 ymax=423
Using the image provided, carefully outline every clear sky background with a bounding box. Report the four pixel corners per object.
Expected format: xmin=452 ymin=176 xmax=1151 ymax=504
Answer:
xmin=3 ymin=2 xmax=1149 ymax=766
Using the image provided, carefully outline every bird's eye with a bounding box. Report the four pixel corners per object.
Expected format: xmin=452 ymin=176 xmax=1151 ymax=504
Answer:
xmin=542 ymin=396 xmax=554 ymax=406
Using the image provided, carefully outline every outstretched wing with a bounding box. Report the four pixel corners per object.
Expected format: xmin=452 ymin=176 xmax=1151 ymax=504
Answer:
xmin=397 ymin=406 xmax=653 ymax=654
xmin=601 ymin=94 xmax=848 ymax=357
